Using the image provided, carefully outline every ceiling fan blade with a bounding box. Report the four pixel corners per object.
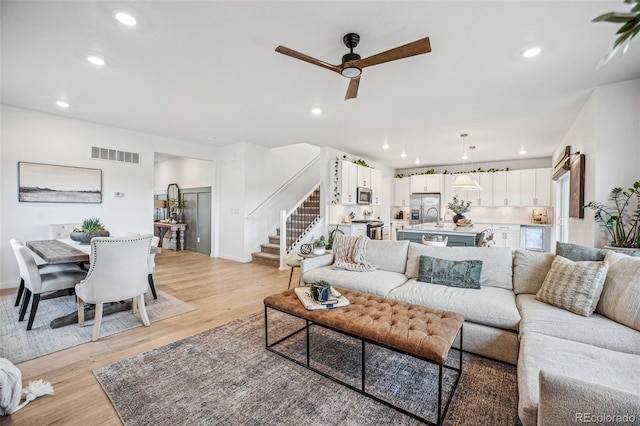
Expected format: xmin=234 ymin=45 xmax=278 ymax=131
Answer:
xmin=354 ymin=37 xmax=431 ymax=69
xmin=275 ymin=46 xmax=341 ymax=74
xmin=345 ymin=75 xmax=361 ymax=100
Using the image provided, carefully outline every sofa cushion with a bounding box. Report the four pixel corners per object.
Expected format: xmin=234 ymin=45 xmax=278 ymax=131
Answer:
xmin=516 ymin=294 xmax=640 ymax=355
xmin=366 ymin=239 xmax=410 ymax=274
xmin=596 ymin=251 xmax=640 ymax=331
xmin=555 ymin=241 xmax=608 ymax=261
xmin=406 ymin=244 xmax=513 ymax=290
xmin=535 ymin=255 xmax=608 ymax=317
xmin=517 ymin=332 xmax=640 ymax=426
xmin=513 ymin=250 xmax=554 ymax=295
xmin=388 ymin=279 xmax=521 ymax=330
xmin=417 ymin=255 xmax=482 ymax=289
xmin=302 ymin=266 xmax=408 ymax=297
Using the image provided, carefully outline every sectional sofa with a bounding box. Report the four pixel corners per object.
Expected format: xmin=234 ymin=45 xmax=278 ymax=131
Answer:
xmin=299 ymin=239 xmax=640 ymax=426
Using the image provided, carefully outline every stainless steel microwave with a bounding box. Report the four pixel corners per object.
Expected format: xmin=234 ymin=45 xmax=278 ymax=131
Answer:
xmin=357 ymin=187 xmax=372 ymax=205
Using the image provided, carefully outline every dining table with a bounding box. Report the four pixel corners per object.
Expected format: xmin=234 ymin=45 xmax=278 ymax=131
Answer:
xmin=24 ymin=238 xmax=160 ymax=328
xmin=26 ymin=238 xmax=91 ymax=265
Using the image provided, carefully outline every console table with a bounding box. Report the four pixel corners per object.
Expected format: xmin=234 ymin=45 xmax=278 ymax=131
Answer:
xmin=154 ymin=222 xmax=187 ymax=251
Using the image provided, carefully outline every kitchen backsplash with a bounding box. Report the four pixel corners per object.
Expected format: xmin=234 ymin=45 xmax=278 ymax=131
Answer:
xmin=391 ymin=206 xmax=554 ymax=225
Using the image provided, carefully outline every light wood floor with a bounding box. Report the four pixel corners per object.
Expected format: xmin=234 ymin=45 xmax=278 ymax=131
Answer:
xmin=1 ymin=250 xmax=293 ymax=425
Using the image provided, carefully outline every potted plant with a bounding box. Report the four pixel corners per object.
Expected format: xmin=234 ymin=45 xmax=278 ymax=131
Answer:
xmin=447 ymin=196 xmax=472 ymax=224
xmin=168 ymin=197 xmax=188 ymax=223
xmin=70 ymin=217 xmax=110 ymax=244
xmin=311 ymin=280 xmax=332 ymax=302
xmin=326 ymin=224 xmax=343 ymax=250
xmin=313 ymin=235 xmax=326 ymax=255
xmin=585 ymin=179 xmax=640 ymax=249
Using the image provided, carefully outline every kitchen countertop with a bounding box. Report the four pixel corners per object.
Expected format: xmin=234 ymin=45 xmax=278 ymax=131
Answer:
xmin=399 ymin=223 xmax=491 ymax=236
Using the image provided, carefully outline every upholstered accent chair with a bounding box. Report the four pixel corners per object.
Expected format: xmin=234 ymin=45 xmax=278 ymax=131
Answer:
xmin=11 ymin=241 xmax=87 ymax=330
xmin=9 ymin=238 xmax=84 ymax=308
xmin=75 ymin=235 xmax=153 ymax=341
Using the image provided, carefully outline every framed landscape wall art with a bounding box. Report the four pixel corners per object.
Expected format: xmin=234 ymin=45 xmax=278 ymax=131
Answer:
xmin=18 ymin=162 xmax=102 ymax=203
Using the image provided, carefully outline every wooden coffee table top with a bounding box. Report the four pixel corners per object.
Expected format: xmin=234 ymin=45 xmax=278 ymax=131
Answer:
xmin=264 ymin=287 xmax=464 ymax=364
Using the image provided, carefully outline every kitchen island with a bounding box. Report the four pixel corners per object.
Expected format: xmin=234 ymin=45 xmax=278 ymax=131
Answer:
xmin=396 ymin=223 xmax=491 ymax=247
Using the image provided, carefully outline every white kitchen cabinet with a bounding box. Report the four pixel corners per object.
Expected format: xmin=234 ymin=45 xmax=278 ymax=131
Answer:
xmin=521 ymin=168 xmax=551 ymax=206
xmin=466 ymin=172 xmax=494 ymax=207
xmin=493 ymin=170 xmax=521 ymax=206
xmin=490 ymin=224 xmax=521 ymax=249
xmin=393 ymin=177 xmax=410 ymax=207
xmin=443 ymin=174 xmax=464 ymax=206
xmin=370 ymin=169 xmax=382 ymax=205
xmin=339 ymin=160 xmax=358 ymax=205
xmin=410 ymin=174 xmax=442 ymax=194
xmin=357 ymin=166 xmax=372 ymax=188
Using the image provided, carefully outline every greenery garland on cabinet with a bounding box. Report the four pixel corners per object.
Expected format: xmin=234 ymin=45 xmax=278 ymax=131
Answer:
xmin=395 ymin=167 xmax=511 ymax=179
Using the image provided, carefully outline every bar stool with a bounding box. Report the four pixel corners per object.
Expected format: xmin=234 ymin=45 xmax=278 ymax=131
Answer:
xmin=285 ymin=256 xmax=302 ymax=289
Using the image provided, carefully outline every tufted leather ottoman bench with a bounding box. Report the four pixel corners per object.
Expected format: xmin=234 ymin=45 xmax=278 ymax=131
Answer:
xmin=264 ymin=287 xmax=464 ymax=425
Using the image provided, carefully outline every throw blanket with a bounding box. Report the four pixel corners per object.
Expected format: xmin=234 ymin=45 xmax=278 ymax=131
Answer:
xmin=0 ymin=358 xmax=54 ymax=416
xmin=0 ymin=358 xmax=21 ymax=415
xmin=332 ymin=235 xmax=376 ymax=272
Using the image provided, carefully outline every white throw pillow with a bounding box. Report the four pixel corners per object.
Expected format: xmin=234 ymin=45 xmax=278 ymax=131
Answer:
xmin=536 ymin=255 xmax=608 ymax=317
xmin=596 ymin=251 xmax=640 ymax=331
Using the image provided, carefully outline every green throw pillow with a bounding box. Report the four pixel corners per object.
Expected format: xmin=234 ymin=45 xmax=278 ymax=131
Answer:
xmin=417 ymin=255 xmax=483 ymax=289
xmin=556 ymin=241 xmax=608 ymax=262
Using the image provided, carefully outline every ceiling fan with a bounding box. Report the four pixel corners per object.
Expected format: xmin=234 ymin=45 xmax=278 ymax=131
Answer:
xmin=275 ymin=33 xmax=431 ymax=100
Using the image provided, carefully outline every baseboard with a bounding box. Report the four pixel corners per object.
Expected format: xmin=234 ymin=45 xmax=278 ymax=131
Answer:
xmin=218 ymin=254 xmax=252 ymax=263
xmin=0 ymin=281 xmax=19 ymax=291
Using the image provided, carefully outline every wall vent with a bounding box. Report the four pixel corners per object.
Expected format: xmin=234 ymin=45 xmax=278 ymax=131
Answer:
xmin=90 ymin=146 xmax=140 ymax=164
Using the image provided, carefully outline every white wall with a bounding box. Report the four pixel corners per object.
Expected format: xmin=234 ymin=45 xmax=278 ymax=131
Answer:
xmin=553 ymin=78 xmax=640 ymax=247
xmin=0 ymin=105 xmax=216 ymax=288
xmin=154 ymin=157 xmax=215 ymax=192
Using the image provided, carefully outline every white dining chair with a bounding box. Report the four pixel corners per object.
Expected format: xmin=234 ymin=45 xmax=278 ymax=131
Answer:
xmin=9 ymin=238 xmax=84 ymax=308
xmin=147 ymin=236 xmax=160 ymax=299
xmin=75 ymin=234 xmax=153 ymax=341
xmin=13 ymin=243 xmax=87 ymax=330
xmin=48 ymin=223 xmax=81 ymax=239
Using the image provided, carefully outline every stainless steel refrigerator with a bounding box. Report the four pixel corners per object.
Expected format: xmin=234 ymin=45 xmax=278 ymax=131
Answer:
xmin=409 ymin=193 xmax=441 ymax=224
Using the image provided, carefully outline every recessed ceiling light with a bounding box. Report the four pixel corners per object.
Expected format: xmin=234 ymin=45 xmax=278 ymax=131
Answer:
xmin=414 ymin=157 xmax=420 ymax=164
xmin=114 ymin=11 xmax=137 ymax=26
xmin=461 ymin=152 xmax=468 ymax=160
xmin=311 ymin=107 xmax=322 ymax=115
xmin=87 ymin=55 xmax=106 ymax=66
xmin=521 ymin=46 xmax=541 ymax=59
xmin=382 ymin=141 xmax=389 ymax=150
xmin=400 ymin=151 xmax=407 ymax=158
xmin=56 ymin=100 xmax=70 ymax=108
xmin=519 ymin=145 xmax=527 ymax=155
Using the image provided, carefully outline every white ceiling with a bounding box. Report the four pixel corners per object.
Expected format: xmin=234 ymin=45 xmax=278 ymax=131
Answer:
xmin=2 ymin=1 xmax=639 ymax=169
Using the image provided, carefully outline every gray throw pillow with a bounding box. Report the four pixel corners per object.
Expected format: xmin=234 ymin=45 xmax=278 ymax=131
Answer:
xmin=536 ymin=255 xmax=609 ymax=317
xmin=556 ymin=241 xmax=608 ymax=262
xmin=417 ymin=255 xmax=483 ymax=289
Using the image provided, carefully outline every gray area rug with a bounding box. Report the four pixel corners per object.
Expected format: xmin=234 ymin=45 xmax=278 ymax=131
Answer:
xmin=1 ymin=291 xmax=195 ymax=364
xmin=94 ymin=311 xmax=519 ymax=425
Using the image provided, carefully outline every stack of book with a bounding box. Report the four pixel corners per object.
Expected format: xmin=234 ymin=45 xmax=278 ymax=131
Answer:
xmin=294 ymin=287 xmax=350 ymax=310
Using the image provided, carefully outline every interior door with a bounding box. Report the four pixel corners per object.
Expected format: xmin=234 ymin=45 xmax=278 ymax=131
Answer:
xmin=181 ymin=187 xmax=212 ymax=254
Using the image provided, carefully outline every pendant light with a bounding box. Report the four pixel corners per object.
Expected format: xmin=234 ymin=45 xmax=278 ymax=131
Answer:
xmin=452 ymin=134 xmax=482 ymax=190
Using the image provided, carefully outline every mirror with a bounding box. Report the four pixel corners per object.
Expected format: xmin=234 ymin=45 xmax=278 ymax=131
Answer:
xmin=167 ymin=183 xmax=180 ymax=202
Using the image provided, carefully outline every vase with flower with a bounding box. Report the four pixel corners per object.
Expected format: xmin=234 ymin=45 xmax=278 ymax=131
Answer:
xmin=447 ymin=196 xmax=472 ymax=224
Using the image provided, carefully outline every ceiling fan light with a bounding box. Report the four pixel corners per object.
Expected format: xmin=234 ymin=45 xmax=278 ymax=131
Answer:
xmin=341 ymin=66 xmax=361 ymax=78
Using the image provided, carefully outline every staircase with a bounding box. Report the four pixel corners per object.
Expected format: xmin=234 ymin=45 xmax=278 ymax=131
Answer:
xmin=251 ymin=188 xmax=321 ymax=266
